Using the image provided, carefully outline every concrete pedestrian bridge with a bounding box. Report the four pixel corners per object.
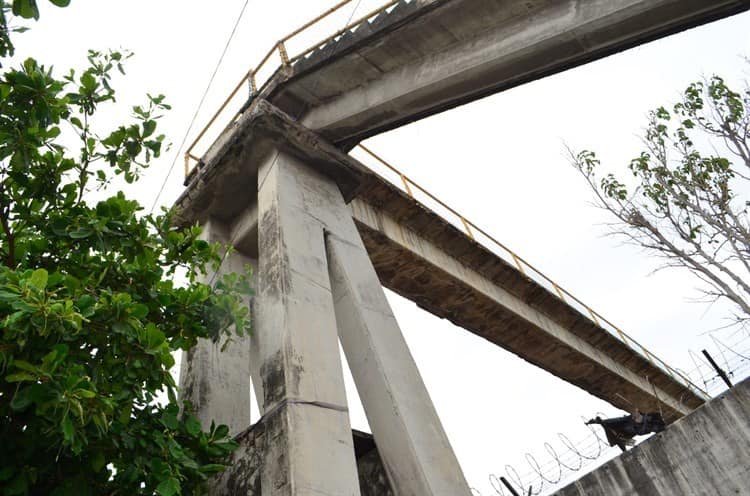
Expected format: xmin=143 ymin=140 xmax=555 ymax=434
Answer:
xmin=174 ymin=1 xmax=750 ymax=494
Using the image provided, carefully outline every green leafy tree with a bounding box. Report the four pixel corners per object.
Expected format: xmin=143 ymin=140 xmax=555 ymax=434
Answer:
xmin=1 ymin=0 xmax=71 ymax=63
xmin=572 ymin=75 xmax=750 ymax=322
xmin=0 ymin=5 xmax=251 ymax=496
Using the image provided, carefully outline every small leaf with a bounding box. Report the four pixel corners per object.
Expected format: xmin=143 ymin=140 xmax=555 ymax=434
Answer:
xmin=90 ymin=451 xmax=106 ymax=472
xmin=12 ymin=0 xmax=40 ymax=19
xmin=131 ymin=303 xmax=149 ymax=320
xmin=156 ymin=477 xmax=180 ymax=496
xmin=62 ymin=414 xmax=75 ymax=444
xmin=5 ymin=372 xmax=37 ymax=382
xmin=143 ymin=324 xmax=166 ymax=352
xmin=29 ymin=268 xmax=48 ymax=289
xmin=142 ymin=120 xmax=156 ymax=138
xmin=76 ymin=389 xmax=96 ymax=399
xmin=185 ymin=415 xmax=201 ymax=437
xmin=0 ymin=290 xmax=20 ymax=302
xmin=68 ymin=227 xmax=94 ymax=239
xmin=198 ymin=464 xmax=226 ymax=474
xmin=160 ymin=408 xmax=179 ymax=430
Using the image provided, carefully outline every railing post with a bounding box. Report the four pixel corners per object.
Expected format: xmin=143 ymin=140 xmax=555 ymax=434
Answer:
xmin=587 ymin=307 xmax=600 ymax=326
xmin=552 ymin=283 xmax=566 ymax=301
xmin=277 ymin=41 xmax=290 ymax=66
xmin=248 ymin=70 xmax=257 ymax=96
xmin=511 ymin=253 xmax=525 ymax=275
xmin=184 ymin=153 xmax=190 ymax=178
xmin=460 ymin=217 xmax=474 ymax=240
xmin=399 ymin=174 xmax=413 ymax=197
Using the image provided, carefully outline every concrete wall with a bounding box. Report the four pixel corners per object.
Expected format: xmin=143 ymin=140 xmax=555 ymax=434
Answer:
xmin=554 ymin=377 xmax=750 ymax=496
xmin=212 ymin=427 xmax=393 ymax=496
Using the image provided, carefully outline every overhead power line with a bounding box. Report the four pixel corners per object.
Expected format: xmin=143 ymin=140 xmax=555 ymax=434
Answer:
xmin=149 ymin=0 xmax=252 ymax=213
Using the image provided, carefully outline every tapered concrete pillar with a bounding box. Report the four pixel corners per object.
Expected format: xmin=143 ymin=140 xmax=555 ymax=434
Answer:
xmin=256 ymin=150 xmax=361 ymax=495
xmin=326 ymin=231 xmax=472 ymax=496
xmin=179 ymin=218 xmax=256 ymax=436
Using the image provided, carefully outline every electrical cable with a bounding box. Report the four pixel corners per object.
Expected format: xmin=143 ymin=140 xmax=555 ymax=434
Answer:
xmin=202 ymin=0 xmax=367 ymax=286
xmin=149 ymin=0 xmax=252 ymax=214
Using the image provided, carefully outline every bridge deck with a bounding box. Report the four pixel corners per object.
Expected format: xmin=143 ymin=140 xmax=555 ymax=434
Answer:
xmin=262 ymin=0 xmax=750 ymax=146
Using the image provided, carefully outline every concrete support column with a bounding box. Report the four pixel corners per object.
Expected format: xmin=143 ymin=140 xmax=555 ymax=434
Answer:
xmin=326 ymin=230 xmax=472 ymax=495
xmin=256 ymin=149 xmax=361 ymax=495
xmin=179 ymin=218 xmax=256 ymax=436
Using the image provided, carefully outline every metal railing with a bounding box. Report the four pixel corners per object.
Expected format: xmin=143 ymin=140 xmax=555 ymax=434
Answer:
xmin=183 ymin=0 xmax=404 ymax=176
xmin=355 ymin=145 xmax=710 ymax=401
xmin=181 ymin=0 xmax=708 ymax=402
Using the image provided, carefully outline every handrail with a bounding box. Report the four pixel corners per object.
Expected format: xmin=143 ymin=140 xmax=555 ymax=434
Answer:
xmin=289 ymin=0 xmax=402 ymax=64
xmin=281 ymin=0 xmax=355 ymax=42
xmin=356 ymin=144 xmax=709 ymax=401
xmin=183 ymin=0 xmax=405 ymax=174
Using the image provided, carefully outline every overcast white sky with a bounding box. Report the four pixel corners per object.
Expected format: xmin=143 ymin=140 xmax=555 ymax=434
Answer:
xmin=7 ymin=1 xmax=750 ymax=494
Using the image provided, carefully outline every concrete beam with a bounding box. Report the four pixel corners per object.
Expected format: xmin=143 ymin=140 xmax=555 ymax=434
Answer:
xmin=349 ymin=196 xmax=695 ymax=421
xmin=174 ymin=100 xmax=377 ymax=229
xmin=286 ymin=0 xmax=750 ymax=144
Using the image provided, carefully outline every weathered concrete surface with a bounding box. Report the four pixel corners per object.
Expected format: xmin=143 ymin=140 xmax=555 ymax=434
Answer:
xmin=254 ymin=146 xmax=470 ymax=494
xmin=175 ymin=101 xmax=705 ymax=426
xmin=212 ymin=428 xmax=393 ymax=495
xmin=554 ymin=377 xmax=750 ymax=496
xmin=327 ymin=216 xmax=472 ymax=494
xmin=255 ymin=149 xmax=362 ymax=495
xmin=265 ymin=0 xmax=750 ymax=145
xmin=178 ymin=218 xmax=257 ymax=435
xmin=176 ymin=100 xmax=376 ymax=227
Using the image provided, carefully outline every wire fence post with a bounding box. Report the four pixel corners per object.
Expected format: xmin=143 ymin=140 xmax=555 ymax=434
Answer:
xmin=499 ymin=477 xmax=521 ymax=496
xmin=702 ymin=349 xmax=733 ymax=388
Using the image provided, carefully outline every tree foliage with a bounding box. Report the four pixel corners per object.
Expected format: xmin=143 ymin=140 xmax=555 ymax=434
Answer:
xmin=573 ymin=75 xmax=750 ymax=322
xmin=1 ymin=0 xmax=71 ymax=64
xmin=0 ymin=6 xmax=251 ymax=496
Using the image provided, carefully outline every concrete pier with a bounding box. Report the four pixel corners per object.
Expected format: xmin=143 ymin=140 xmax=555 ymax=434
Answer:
xmin=252 ymin=144 xmax=471 ymax=494
xmin=255 ymin=149 xmax=362 ymax=495
xmin=178 ymin=219 xmax=256 ymax=435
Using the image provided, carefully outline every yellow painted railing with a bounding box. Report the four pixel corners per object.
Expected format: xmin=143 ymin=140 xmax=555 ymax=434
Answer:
xmin=183 ymin=0 xmax=402 ymax=176
xmin=181 ymin=0 xmax=708 ymax=404
xmin=355 ymin=145 xmax=710 ymax=402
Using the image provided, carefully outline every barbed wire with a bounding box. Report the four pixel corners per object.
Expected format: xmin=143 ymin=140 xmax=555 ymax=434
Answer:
xmin=472 ymin=326 xmax=750 ymax=496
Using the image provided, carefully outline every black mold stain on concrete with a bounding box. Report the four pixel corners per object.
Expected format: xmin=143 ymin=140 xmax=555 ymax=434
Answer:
xmin=258 ymin=206 xmax=285 ymax=299
xmin=261 ymin=350 xmax=287 ymax=407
